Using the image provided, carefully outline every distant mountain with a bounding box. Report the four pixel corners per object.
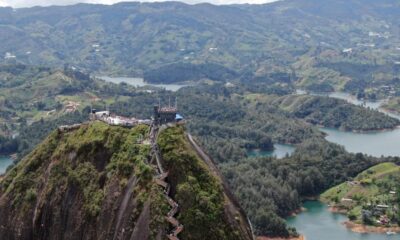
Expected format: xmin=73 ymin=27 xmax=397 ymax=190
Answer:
xmin=0 ymin=0 xmax=399 ymax=86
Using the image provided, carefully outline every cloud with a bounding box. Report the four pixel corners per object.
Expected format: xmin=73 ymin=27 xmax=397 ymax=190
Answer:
xmin=0 ymin=0 xmax=278 ymax=8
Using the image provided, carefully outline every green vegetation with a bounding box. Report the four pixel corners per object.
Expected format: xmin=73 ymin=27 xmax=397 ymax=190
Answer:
xmin=270 ymin=95 xmax=399 ymax=131
xmin=1 ymin=66 xmax=399 ymax=237
xmin=321 ymin=163 xmax=400 ymax=227
xmin=0 ymin=122 xmax=253 ymax=239
xmin=2 ymin=1 xmax=400 ymax=238
xmin=0 ymin=64 xmax=156 ymax=158
xmin=1 ymin=122 xmax=152 ymax=216
xmin=1 ymin=0 xmax=400 ymax=97
xmin=0 ymin=64 xmax=149 ymax=131
xmin=0 ymin=122 xmax=187 ymax=239
xmin=219 ymin=138 xmax=399 ymax=237
xmin=158 ymin=126 xmax=247 ymax=240
xmin=0 ymin=65 xmax=93 ymax=121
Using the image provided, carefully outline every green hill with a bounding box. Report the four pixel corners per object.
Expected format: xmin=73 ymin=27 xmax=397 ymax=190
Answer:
xmin=0 ymin=64 xmax=144 ymax=145
xmin=321 ymin=162 xmax=400 ymax=227
xmin=270 ymin=94 xmax=400 ymax=131
xmin=0 ymin=65 xmax=95 ymax=123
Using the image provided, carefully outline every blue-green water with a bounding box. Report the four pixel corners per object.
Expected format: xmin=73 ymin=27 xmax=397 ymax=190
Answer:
xmin=0 ymin=156 xmax=13 ymax=174
xmin=98 ymin=76 xmax=189 ymax=92
xmin=300 ymin=90 xmax=400 ymax=120
xmin=289 ymin=92 xmax=400 ymax=238
xmin=287 ymin=201 xmax=398 ymax=240
xmin=321 ymin=127 xmax=400 ymax=157
xmin=247 ymin=144 xmax=295 ymax=159
xmin=296 ymin=90 xmax=400 ymax=157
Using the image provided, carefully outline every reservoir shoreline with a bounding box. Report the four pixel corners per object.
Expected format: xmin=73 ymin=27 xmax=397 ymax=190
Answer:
xmin=344 ymin=221 xmax=400 ymax=234
xmin=327 ymin=206 xmax=400 ymax=234
xmin=257 ymin=236 xmax=305 ymax=240
xmin=287 ymin=201 xmax=399 ymax=240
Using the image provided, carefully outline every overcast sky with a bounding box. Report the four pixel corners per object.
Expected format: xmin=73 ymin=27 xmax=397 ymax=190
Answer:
xmin=0 ymin=0 xmax=278 ymax=8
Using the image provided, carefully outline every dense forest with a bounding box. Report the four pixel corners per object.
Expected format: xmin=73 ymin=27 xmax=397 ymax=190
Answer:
xmin=219 ymin=139 xmax=400 ymax=236
xmin=270 ymin=95 xmax=400 ymax=131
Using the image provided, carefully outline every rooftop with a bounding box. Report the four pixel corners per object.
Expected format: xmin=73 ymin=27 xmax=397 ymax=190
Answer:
xmin=159 ymin=107 xmax=177 ymax=113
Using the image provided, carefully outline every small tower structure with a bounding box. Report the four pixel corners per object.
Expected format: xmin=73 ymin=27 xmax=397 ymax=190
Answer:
xmin=154 ymin=98 xmax=178 ymax=125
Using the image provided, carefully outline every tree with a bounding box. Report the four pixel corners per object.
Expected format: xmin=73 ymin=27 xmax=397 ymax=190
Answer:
xmin=362 ymin=210 xmax=374 ymax=225
xmin=254 ymin=210 xmax=289 ymax=237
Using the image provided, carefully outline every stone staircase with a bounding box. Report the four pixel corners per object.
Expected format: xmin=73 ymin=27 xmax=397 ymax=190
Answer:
xmin=154 ymin=171 xmax=184 ymax=240
xmin=152 ymin=125 xmax=183 ymax=240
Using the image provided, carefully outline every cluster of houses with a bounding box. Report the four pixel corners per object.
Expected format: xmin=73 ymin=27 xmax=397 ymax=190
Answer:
xmin=379 ymin=85 xmax=397 ymax=97
xmin=341 ymin=181 xmax=399 ymax=227
xmin=361 ymin=204 xmax=393 ymax=226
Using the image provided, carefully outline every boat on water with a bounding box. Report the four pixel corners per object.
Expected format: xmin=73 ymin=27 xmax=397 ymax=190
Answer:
xmin=386 ymin=231 xmax=396 ymax=235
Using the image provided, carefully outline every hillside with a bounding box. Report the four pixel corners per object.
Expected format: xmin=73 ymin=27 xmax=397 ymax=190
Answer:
xmin=0 ymin=64 xmax=99 ymax=126
xmin=0 ymin=0 xmax=399 ymax=93
xmin=269 ymin=94 xmax=400 ymax=131
xmin=0 ymin=64 xmax=154 ymax=156
xmin=321 ymin=162 xmax=400 ymax=228
xmin=0 ymin=64 xmax=155 ymax=125
xmin=0 ymin=122 xmax=253 ymax=240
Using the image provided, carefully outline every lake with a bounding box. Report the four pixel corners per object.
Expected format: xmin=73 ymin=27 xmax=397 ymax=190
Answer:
xmin=321 ymin=127 xmax=400 ymax=157
xmin=287 ymin=201 xmax=398 ymax=240
xmin=0 ymin=156 xmax=13 ymax=174
xmin=247 ymin=144 xmax=295 ymax=159
xmin=309 ymin=91 xmax=383 ymax=109
xmin=98 ymin=76 xmax=189 ymax=92
xmin=290 ymin=91 xmax=400 ymax=239
xmin=296 ymin=90 xmax=400 ymax=156
xmin=306 ymin=91 xmax=400 ymax=120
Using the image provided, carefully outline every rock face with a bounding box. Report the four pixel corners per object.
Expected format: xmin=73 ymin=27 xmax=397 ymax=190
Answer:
xmin=0 ymin=122 xmax=253 ymax=240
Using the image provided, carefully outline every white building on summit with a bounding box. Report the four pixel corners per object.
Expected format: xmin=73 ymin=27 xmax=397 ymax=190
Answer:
xmin=90 ymin=110 xmax=151 ymax=126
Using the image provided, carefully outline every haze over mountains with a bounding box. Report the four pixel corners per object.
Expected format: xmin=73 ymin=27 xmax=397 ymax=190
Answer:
xmin=0 ymin=0 xmax=278 ymax=8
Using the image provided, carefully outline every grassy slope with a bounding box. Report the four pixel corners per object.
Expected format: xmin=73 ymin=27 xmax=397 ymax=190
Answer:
xmin=322 ymin=163 xmax=399 ymax=200
xmin=0 ymin=68 xmax=93 ymax=123
xmin=321 ymin=162 xmax=400 ymax=225
xmin=0 ymin=66 xmax=141 ymax=140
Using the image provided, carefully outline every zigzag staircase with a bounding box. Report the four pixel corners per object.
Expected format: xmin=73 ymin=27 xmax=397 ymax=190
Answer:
xmin=151 ymin=126 xmax=184 ymax=240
